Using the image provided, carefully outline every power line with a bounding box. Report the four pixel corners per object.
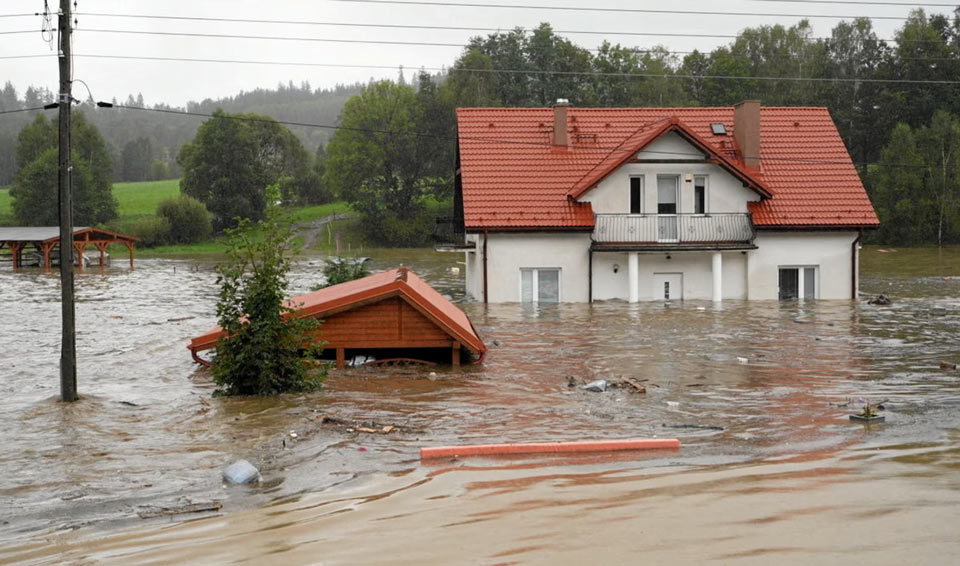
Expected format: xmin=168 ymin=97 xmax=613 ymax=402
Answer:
xmin=0 ymin=13 xmax=36 ymax=18
xmin=68 ymin=27 xmax=960 ymax=63
xmin=0 ymin=54 xmax=51 ymax=60
xmin=61 ymin=53 xmax=960 ymax=86
xmin=329 ymin=0 xmax=922 ymax=20
xmin=73 ymin=10 xmax=951 ymax=45
xmin=0 ymin=105 xmax=54 ymax=116
xmin=75 ymin=12 xmax=745 ymax=41
xmin=749 ymin=0 xmax=956 ymax=6
xmin=0 ymin=29 xmax=41 ymax=35
xmin=101 ymin=102 xmax=940 ymax=171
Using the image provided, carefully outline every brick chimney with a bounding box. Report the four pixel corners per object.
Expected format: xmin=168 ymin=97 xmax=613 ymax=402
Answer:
xmin=553 ymin=99 xmax=570 ymax=147
xmin=734 ymin=100 xmax=761 ymax=169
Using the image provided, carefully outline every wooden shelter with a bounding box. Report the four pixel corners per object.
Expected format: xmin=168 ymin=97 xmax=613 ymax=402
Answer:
xmin=188 ymin=267 xmax=487 ymax=368
xmin=0 ymin=227 xmax=138 ymax=271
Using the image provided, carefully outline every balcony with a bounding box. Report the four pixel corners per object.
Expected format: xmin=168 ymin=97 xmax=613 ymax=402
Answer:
xmin=433 ymin=216 xmax=473 ymax=251
xmin=592 ymin=213 xmax=756 ymax=250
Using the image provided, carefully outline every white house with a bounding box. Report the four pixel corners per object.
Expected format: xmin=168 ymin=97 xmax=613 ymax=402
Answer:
xmin=438 ymin=101 xmax=879 ymax=303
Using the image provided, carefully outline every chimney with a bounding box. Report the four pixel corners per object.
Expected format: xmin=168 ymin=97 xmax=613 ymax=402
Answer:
xmin=733 ymin=100 xmax=761 ymax=169
xmin=553 ymin=99 xmax=570 ymax=147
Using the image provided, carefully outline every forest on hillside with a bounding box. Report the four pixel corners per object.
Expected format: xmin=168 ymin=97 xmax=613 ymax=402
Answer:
xmin=0 ymin=81 xmax=364 ymax=186
xmin=3 ymin=8 xmax=960 ymax=245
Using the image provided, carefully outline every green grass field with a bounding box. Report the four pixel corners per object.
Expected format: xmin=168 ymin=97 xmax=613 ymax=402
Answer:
xmin=1 ymin=178 xmax=378 ymax=255
xmin=0 ymin=188 xmax=11 ymax=225
xmin=0 ymin=179 xmax=182 ymax=225
xmin=113 ymin=179 xmax=181 ymax=217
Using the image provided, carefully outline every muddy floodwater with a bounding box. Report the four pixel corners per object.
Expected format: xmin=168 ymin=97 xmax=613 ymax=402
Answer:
xmin=1 ymin=247 xmax=959 ymax=564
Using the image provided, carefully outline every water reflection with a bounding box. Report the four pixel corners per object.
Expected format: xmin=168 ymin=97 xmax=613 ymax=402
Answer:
xmin=0 ymin=247 xmax=958 ymax=542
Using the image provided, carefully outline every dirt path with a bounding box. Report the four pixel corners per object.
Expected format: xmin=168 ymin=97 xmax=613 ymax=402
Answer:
xmin=295 ymin=213 xmax=351 ymax=250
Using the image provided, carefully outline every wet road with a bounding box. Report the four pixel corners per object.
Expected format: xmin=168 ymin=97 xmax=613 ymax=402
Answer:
xmin=0 ymin=247 xmax=959 ymax=564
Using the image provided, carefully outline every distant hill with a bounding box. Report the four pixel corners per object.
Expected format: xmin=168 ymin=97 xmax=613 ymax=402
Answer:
xmin=0 ymin=81 xmax=364 ymax=185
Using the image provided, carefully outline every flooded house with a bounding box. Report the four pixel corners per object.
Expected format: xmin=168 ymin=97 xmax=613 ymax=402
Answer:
xmin=438 ymin=100 xmax=879 ymax=302
xmin=189 ymin=267 xmax=486 ymax=368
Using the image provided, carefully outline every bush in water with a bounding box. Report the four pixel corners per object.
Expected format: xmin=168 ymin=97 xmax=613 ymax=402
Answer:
xmin=213 ymin=186 xmax=326 ymax=396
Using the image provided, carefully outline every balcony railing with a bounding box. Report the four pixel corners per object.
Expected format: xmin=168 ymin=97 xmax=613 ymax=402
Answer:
xmin=593 ymin=213 xmax=755 ymax=245
xmin=433 ymin=216 xmax=470 ymax=249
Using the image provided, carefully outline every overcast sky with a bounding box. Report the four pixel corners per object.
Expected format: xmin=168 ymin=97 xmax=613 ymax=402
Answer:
xmin=0 ymin=0 xmax=944 ymax=107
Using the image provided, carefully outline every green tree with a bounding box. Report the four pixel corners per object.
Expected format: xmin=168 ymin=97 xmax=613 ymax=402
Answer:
xmin=120 ymin=137 xmax=154 ymax=182
xmin=213 ymin=188 xmax=325 ymax=396
xmin=870 ymin=123 xmax=928 ymax=244
xmin=9 ymin=112 xmax=117 ymax=226
xmin=178 ymin=110 xmax=312 ymax=231
xmin=325 ymin=81 xmax=433 ymax=244
xmin=916 ymin=111 xmax=960 ymax=246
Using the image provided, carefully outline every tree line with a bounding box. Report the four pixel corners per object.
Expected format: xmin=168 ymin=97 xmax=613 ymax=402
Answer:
xmin=321 ymin=9 xmax=960 ymax=246
xmin=4 ymin=8 xmax=960 ymax=245
xmin=0 ymin=81 xmax=364 ymax=186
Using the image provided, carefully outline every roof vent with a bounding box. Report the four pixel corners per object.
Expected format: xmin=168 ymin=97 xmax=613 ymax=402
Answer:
xmin=711 ymin=123 xmax=727 ymax=135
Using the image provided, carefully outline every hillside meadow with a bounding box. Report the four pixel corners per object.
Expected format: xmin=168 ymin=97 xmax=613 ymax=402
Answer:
xmin=0 ymin=180 xmax=359 ymax=256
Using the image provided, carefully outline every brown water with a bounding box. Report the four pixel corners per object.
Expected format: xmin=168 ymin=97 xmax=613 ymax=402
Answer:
xmin=1 ymin=246 xmax=959 ymax=564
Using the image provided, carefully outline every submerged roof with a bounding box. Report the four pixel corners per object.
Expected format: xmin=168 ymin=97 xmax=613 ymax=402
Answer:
xmin=188 ymin=267 xmax=486 ymax=355
xmin=456 ymin=106 xmax=879 ymax=230
xmin=0 ymin=227 xmax=139 ymax=243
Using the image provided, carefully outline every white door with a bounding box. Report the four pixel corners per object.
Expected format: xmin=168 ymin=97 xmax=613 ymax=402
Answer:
xmin=653 ymin=273 xmax=683 ymax=301
xmin=657 ymin=175 xmax=679 ymax=242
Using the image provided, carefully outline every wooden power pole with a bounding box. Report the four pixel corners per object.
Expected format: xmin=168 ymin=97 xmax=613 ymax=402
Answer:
xmin=58 ymin=0 xmax=77 ymax=402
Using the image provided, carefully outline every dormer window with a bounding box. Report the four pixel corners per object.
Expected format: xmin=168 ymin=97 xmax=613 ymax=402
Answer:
xmin=711 ymin=123 xmax=727 ymax=135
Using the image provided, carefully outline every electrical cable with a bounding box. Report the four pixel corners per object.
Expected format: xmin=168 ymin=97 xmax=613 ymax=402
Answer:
xmin=72 ymin=10 xmax=951 ymax=45
xmin=328 ymin=0 xmax=922 ymax=20
xmin=100 ymin=102 xmax=941 ymax=171
xmin=65 ymin=28 xmax=960 ymax=64
xmin=749 ymin=0 xmax=956 ymax=6
xmin=58 ymin=53 xmax=960 ymax=85
xmin=0 ymin=105 xmax=56 ymax=115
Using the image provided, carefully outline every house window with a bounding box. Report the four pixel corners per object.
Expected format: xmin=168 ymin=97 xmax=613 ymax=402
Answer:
xmin=657 ymin=175 xmax=678 ymax=214
xmin=694 ymin=176 xmax=707 ymax=214
xmin=521 ymin=268 xmax=560 ymax=303
xmin=778 ymin=266 xmax=818 ymax=300
xmin=629 ymin=176 xmax=643 ymax=214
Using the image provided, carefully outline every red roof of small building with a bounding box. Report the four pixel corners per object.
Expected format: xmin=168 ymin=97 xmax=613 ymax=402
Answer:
xmin=188 ymin=267 xmax=486 ymax=356
xmin=457 ymin=106 xmax=879 ymax=230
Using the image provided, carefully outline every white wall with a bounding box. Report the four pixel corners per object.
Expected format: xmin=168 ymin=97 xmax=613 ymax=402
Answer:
xmin=463 ymin=234 xmax=482 ymax=301
xmin=592 ymin=251 xmax=747 ymax=301
xmin=636 ymin=132 xmax=706 ymax=160
xmin=464 ymin=232 xmax=592 ymax=302
xmin=747 ymin=231 xmax=858 ymax=300
xmin=464 ymin=230 xmax=859 ymax=302
xmin=580 ymin=133 xmax=761 ymax=215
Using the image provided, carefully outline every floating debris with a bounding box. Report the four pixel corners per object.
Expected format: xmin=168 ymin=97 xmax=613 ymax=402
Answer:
xmin=662 ymin=424 xmax=725 ymax=431
xmin=581 ymin=380 xmax=608 ymax=393
xmin=940 ymin=361 xmax=957 ymax=370
xmin=222 ymin=460 xmax=260 ymax=485
xmin=137 ymin=501 xmax=222 ymax=519
xmin=868 ymin=295 xmax=892 ymax=306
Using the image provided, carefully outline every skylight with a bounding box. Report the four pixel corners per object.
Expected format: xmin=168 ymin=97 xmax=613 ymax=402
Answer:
xmin=711 ymin=123 xmax=727 ymax=135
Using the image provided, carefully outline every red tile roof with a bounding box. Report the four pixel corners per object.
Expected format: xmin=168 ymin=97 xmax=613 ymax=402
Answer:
xmin=188 ymin=267 xmax=486 ymax=356
xmin=457 ymin=106 xmax=879 ymax=229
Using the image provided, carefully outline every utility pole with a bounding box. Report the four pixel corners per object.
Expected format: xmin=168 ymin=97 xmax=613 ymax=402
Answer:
xmin=58 ymin=0 xmax=77 ymax=402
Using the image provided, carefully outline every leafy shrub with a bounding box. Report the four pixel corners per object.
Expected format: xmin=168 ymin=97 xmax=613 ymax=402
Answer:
xmin=213 ymin=189 xmax=326 ymax=396
xmin=314 ymin=257 xmax=370 ymax=290
xmin=156 ymin=195 xmax=213 ymax=244
xmin=105 ymin=216 xmax=171 ymax=248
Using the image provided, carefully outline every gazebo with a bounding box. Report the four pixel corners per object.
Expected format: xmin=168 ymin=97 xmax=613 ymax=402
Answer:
xmin=0 ymin=227 xmax=139 ymax=271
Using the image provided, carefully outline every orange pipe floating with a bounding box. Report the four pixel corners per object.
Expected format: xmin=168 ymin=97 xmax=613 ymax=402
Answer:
xmin=420 ymin=438 xmax=680 ymax=460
